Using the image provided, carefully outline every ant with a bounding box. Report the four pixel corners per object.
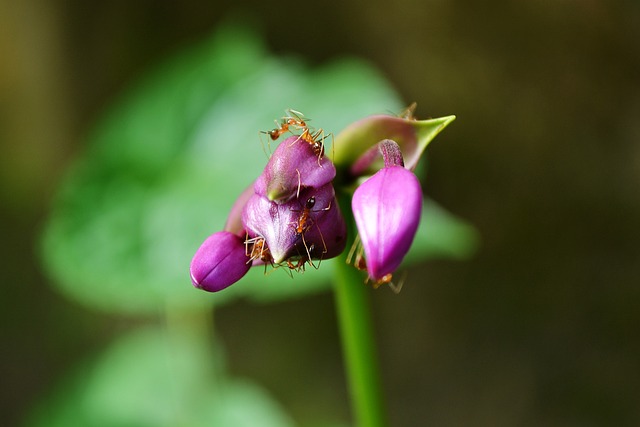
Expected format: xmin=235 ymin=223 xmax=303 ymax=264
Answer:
xmin=295 ymin=196 xmax=316 ymax=234
xmin=291 ymin=196 xmax=331 ymax=269
xmin=346 ymin=234 xmax=404 ymax=293
xmin=296 ymin=127 xmax=330 ymax=160
xmin=261 ymin=109 xmax=331 ymax=162
xmin=285 ymin=256 xmax=309 ymax=273
xmin=245 ymin=235 xmax=272 ymax=265
xmin=262 ymin=109 xmax=308 ymax=141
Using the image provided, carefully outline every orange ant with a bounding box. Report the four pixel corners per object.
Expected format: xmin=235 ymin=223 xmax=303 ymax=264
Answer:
xmin=245 ymin=234 xmax=311 ymax=278
xmin=262 ymin=109 xmax=308 ymax=141
xmin=291 ymin=196 xmax=331 ymax=269
xmin=297 ymin=127 xmax=330 ymax=160
xmin=261 ymin=109 xmax=331 ymax=162
xmin=285 ymin=257 xmax=308 ymax=273
xmin=245 ymin=235 xmax=272 ymax=265
xmin=346 ymin=234 xmax=404 ymax=293
xmin=295 ymin=196 xmax=315 ymax=234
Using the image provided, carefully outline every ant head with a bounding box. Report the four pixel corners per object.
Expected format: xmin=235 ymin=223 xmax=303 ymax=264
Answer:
xmin=306 ymin=197 xmax=316 ymax=209
xmin=269 ymin=130 xmax=280 ymax=140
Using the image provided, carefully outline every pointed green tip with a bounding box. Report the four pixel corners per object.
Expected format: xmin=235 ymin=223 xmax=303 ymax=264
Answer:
xmin=441 ymin=115 xmax=456 ymax=126
xmin=414 ymin=114 xmax=456 ymax=150
xmin=418 ymin=114 xmax=456 ymax=130
xmin=266 ymin=181 xmax=290 ymax=203
xmin=267 ymin=188 xmax=287 ymax=202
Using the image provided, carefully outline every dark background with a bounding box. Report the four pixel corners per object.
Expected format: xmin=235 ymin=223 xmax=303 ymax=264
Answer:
xmin=2 ymin=0 xmax=639 ymax=425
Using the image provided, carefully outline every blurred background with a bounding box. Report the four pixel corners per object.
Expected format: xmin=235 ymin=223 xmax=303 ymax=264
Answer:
xmin=2 ymin=0 xmax=639 ymax=426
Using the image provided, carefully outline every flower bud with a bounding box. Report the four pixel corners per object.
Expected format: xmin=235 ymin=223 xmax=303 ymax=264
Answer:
xmin=190 ymin=231 xmax=252 ymax=292
xmin=254 ymin=135 xmax=336 ymax=203
xmin=352 ymin=165 xmax=422 ymax=281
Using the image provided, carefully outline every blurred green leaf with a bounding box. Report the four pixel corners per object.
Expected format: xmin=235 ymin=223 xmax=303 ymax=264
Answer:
xmin=404 ymin=198 xmax=479 ymax=264
xmin=25 ymin=327 xmax=295 ymax=427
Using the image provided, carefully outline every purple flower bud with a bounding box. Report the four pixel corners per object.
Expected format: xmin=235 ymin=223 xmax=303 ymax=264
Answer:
xmin=254 ymin=136 xmax=336 ymax=203
xmin=352 ymin=165 xmax=422 ymax=281
xmin=242 ymin=183 xmax=346 ymax=265
xmin=190 ymin=231 xmax=252 ymax=292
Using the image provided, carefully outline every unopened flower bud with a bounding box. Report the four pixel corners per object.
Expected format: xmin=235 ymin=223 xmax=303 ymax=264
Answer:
xmin=352 ymin=165 xmax=422 ymax=281
xmin=190 ymin=231 xmax=252 ymax=292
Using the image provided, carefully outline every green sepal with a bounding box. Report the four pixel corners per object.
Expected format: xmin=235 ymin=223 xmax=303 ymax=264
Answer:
xmin=333 ymin=114 xmax=456 ymax=177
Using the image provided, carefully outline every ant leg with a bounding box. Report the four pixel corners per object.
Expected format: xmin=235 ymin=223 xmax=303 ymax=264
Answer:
xmin=258 ymin=131 xmax=272 ymax=159
xmin=388 ymin=271 xmax=406 ymax=294
xmin=312 ymin=223 xmax=328 ymax=270
xmin=300 ymin=232 xmax=316 ymax=269
xmin=329 ymin=132 xmax=335 ymax=164
xmin=295 ymin=168 xmax=302 ymax=199
xmin=346 ymin=234 xmax=362 ymax=265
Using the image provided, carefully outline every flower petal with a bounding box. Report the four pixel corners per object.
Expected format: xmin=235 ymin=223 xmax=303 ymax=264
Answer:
xmin=243 ymin=183 xmax=346 ymax=264
xmin=254 ymin=136 xmax=336 ymax=203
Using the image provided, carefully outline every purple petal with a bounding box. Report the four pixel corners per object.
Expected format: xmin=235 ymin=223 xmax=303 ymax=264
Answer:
xmin=254 ymin=136 xmax=336 ymax=203
xmin=190 ymin=231 xmax=251 ymax=292
xmin=352 ymin=166 xmax=422 ymax=280
xmin=243 ymin=183 xmax=346 ymax=264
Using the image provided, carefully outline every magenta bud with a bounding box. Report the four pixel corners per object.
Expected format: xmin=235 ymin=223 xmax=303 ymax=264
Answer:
xmin=190 ymin=231 xmax=252 ymax=292
xmin=254 ymin=136 xmax=336 ymax=203
xmin=352 ymin=166 xmax=422 ymax=281
xmin=242 ymin=183 xmax=346 ymax=264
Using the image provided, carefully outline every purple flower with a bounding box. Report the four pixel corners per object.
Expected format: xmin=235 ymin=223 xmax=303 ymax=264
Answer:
xmin=243 ymin=183 xmax=346 ymax=265
xmin=190 ymin=108 xmax=451 ymax=293
xmin=190 ymin=231 xmax=252 ymax=292
xmin=351 ymin=141 xmax=422 ymax=283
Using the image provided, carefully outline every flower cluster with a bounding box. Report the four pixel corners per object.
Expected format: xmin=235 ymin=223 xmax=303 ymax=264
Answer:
xmin=191 ymin=108 xmax=446 ymax=292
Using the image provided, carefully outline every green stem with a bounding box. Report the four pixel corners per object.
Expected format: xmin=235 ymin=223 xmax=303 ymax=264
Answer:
xmin=334 ymin=207 xmax=388 ymax=427
xmin=164 ymin=303 xmax=218 ymax=424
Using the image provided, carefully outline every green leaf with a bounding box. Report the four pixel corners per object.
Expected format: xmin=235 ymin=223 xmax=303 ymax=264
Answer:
xmin=24 ymin=327 xmax=296 ymax=427
xmin=41 ymin=24 xmax=404 ymax=314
